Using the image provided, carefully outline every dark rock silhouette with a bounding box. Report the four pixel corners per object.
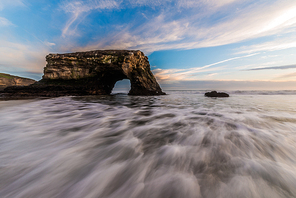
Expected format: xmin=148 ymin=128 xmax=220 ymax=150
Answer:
xmin=2 ymin=50 xmax=165 ymax=98
xmin=205 ymin=91 xmax=229 ymax=97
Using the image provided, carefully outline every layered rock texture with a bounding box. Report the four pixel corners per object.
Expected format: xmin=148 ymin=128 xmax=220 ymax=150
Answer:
xmin=0 ymin=73 xmax=36 ymax=91
xmin=2 ymin=50 xmax=165 ymax=98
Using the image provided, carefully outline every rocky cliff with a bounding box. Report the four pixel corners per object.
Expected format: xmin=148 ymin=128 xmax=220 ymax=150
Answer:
xmin=0 ymin=73 xmax=36 ymax=91
xmin=2 ymin=50 xmax=165 ymax=98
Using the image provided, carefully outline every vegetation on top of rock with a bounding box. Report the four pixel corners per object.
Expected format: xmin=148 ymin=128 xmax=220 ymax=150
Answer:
xmin=0 ymin=73 xmax=35 ymax=80
xmin=0 ymin=73 xmax=17 ymax=79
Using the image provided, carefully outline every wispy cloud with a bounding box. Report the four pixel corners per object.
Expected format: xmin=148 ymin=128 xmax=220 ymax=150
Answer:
xmin=176 ymin=0 xmax=240 ymax=9
xmin=153 ymin=53 xmax=258 ymax=82
xmin=275 ymin=72 xmax=296 ymax=80
xmin=127 ymin=0 xmax=172 ymax=7
xmin=61 ymin=0 xmax=121 ymax=37
xmin=22 ymin=29 xmax=56 ymax=49
xmin=0 ymin=40 xmax=49 ymax=75
xmin=128 ymin=0 xmax=239 ymax=8
xmin=65 ymin=0 xmax=296 ymax=54
xmin=2 ymin=0 xmax=296 ymax=82
xmin=247 ymin=64 xmax=296 ymax=71
xmin=160 ymin=80 xmax=296 ymax=90
xmin=44 ymin=41 xmax=56 ymax=47
xmin=236 ymin=35 xmax=296 ymax=54
xmin=0 ymin=17 xmax=14 ymax=26
xmin=0 ymin=0 xmax=25 ymax=10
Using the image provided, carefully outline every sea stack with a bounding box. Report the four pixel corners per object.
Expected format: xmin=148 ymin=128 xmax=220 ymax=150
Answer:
xmin=3 ymin=50 xmax=165 ymax=98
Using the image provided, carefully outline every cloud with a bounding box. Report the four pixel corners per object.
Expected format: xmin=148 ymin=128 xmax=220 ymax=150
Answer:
xmin=0 ymin=40 xmax=50 ymax=76
xmin=236 ymin=35 xmax=296 ymax=54
xmin=63 ymin=0 xmax=296 ymax=54
xmin=44 ymin=41 xmax=56 ymax=47
xmin=276 ymin=72 xmax=296 ymax=80
xmin=0 ymin=17 xmax=14 ymax=26
xmin=207 ymin=73 xmax=218 ymax=77
xmin=127 ymin=0 xmax=172 ymax=7
xmin=128 ymin=0 xmax=240 ymax=9
xmin=247 ymin=64 xmax=296 ymax=71
xmin=61 ymin=0 xmax=121 ymax=37
xmin=177 ymin=0 xmax=240 ymax=9
xmin=153 ymin=53 xmax=258 ymax=82
xmin=59 ymin=0 xmax=221 ymax=42
xmin=160 ymin=80 xmax=296 ymax=90
xmin=21 ymin=29 xmax=57 ymax=49
xmin=3 ymin=0 xmax=295 ymax=80
xmin=0 ymin=0 xmax=25 ymax=10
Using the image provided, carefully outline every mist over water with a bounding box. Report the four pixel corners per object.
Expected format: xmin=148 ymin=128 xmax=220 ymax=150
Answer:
xmin=1 ymin=91 xmax=296 ymax=198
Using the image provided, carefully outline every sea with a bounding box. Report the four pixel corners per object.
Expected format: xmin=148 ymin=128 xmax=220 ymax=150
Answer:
xmin=1 ymin=90 xmax=296 ymax=198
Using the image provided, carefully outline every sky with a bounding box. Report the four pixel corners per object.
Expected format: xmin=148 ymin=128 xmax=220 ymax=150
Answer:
xmin=1 ymin=0 xmax=296 ymax=90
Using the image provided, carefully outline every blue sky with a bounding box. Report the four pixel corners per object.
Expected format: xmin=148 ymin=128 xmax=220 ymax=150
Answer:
xmin=1 ymin=0 xmax=296 ymax=90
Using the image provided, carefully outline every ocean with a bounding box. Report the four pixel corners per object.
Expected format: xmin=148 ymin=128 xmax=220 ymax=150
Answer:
xmin=1 ymin=90 xmax=296 ymax=198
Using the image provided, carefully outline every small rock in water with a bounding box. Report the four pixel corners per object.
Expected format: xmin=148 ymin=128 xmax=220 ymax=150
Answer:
xmin=205 ymin=91 xmax=229 ymax=97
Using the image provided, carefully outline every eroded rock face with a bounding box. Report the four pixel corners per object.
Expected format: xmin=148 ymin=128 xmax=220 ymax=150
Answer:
xmin=0 ymin=73 xmax=36 ymax=91
xmin=2 ymin=50 xmax=165 ymax=98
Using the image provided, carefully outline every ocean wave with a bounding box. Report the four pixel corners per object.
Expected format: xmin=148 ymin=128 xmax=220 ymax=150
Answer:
xmin=1 ymin=94 xmax=296 ymax=197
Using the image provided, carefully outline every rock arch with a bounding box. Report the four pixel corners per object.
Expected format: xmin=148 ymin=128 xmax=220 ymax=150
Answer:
xmin=43 ymin=50 xmax=165 ymax=96
xmin=3 ymin=50 xmax=165 ymax=98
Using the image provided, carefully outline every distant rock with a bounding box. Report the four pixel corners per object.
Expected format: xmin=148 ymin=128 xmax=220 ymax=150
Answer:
xmin=0 ymin=73 xmax=36 ymax=91
xmin=205 ymin=91 xmax=229 ymax=98
xmin=1 ymin=50 xmax=165 ymax=98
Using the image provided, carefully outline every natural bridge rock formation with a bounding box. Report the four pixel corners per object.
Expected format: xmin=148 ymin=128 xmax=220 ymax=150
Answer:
xmin=2 ymin=50 xmax=165 ymax=98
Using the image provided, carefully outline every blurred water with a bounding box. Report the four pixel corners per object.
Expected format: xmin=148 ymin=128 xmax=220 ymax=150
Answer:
xmin=1 ymin=91 xmax=296 ymax=198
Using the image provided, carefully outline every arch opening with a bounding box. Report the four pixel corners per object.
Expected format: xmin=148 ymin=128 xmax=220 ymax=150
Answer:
xmin=111 ymin=79 xmax=131 ymax=94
